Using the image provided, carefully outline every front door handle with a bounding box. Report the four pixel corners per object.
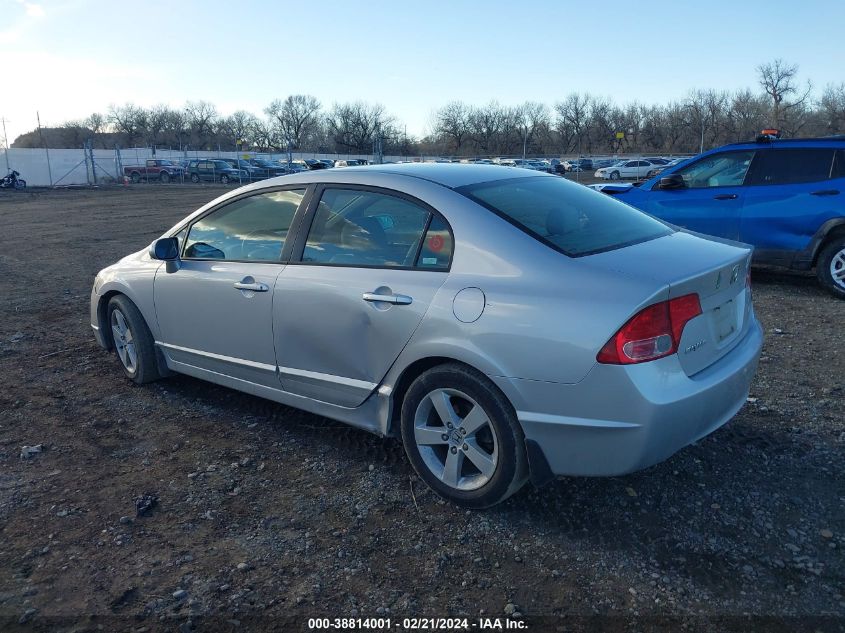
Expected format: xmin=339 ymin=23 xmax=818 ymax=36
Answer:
xmin=234 ymin=281 xmax=269 ymax=292
xmin=810 ymin=189 xmax=840 ymax=196
xmin=363 ymin=292 xmax=413 ymax=305
xmin=713 ymin=194 xmax=738 ymax=200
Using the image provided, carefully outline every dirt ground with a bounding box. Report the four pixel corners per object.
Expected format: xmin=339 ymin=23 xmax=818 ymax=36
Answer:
xmin=0 ymin=186 xmax=843 ymax=633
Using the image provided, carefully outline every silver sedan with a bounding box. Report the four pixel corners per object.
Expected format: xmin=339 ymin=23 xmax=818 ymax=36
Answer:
xmin=90 ymin=164 xmax=763 ymax=507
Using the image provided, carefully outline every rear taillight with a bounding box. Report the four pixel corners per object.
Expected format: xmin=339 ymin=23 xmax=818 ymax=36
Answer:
xmin=597 ymin=294 xmax=702 ymax=365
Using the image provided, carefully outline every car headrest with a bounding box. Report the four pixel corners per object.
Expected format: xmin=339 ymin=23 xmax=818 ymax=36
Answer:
xmin=546 ymin=208 xmax=577 ymax=237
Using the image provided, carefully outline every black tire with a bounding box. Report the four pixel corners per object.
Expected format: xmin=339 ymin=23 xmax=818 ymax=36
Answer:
xmin=400 ymin=363 xmax=528 ymax=509
xmin=190 ymin=173 xmax=200 ymax=183
xmin=106 ymin=295 xmax=162 ymax=384
xmin=220 ymin=174 xmax=230 ymax=184
xmin=130 ymin=172 xmax=141 ymax=184
xmin=610 ymin=170 xmax=620 ymax=180
xmin=816 ymin=236 xmax=845 ymax=298
xmin=160 ymin=172 xmax=171 ymax=184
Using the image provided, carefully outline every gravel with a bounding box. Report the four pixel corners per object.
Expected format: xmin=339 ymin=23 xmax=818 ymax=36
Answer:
xmin=0 ymin=187 xmax=842 ymax=631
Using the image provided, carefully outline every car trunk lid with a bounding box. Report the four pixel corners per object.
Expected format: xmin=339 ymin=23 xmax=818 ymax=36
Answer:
xmin=586 ymin=231 xmax=753 ymax=376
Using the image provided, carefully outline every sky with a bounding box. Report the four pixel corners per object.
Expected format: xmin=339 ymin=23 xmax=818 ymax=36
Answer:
xmin=2 ymin=0 xmax=845 ymax=145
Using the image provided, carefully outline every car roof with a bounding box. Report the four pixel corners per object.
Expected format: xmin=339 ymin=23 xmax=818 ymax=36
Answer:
xmin=719 ymin=137 xmax=845 ymax=151
xmin=350 ymin=163 xmax=558 ymax=188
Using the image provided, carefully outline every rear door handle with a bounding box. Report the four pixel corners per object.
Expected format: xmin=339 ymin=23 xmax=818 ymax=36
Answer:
xmin=362 ymin=292 xmax=413 ymax=305
xmin=234 ymin=281 xmax=269 ymax=292
xmin=713 ymin=194 xmax=738 ymax=200
xmin=810 ymin=189 xmax=840 ymax=196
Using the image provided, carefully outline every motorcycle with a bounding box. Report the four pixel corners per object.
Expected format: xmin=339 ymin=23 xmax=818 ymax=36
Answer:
xmin=0 ymin=169 xmax=26 ymax=189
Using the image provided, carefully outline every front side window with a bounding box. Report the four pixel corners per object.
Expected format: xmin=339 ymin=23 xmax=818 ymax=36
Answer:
xmin=183 ymin=189 xmax=305 ymax=261
xmin=745 ymin=148 xmax=835 ymax=185
xmin=302 ymin=189 xmax=432 ymax=267
xmin=459 ymin=176 xmax=671 ymax=257
xmin=673 ymin=151 xmax=754 ymax=188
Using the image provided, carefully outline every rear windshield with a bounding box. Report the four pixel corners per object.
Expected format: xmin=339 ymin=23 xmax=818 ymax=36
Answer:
xmin=458 ymin=176 xmax=672 ymax=257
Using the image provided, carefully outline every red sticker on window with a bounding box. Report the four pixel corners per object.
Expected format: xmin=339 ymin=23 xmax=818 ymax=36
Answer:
xmin=428 ymin=235 xmax=445 ymax=252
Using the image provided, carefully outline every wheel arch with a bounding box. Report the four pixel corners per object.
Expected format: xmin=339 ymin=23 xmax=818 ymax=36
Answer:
xmin=97 ymin=288 xmax=171 ymax=376
xmin=813 ymin=218 xmax=845 ymax=266
xmin=385 ymin=352 xmax=516 ymax=437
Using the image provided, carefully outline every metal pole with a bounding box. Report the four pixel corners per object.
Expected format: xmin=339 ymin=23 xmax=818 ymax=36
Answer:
xmin=88 ymin=139 xmax=98 ymax=184
xmin=37 ymin=112 xmax=54 ymax=186
xmin=1 ymin=117 xmax=10 ymax=172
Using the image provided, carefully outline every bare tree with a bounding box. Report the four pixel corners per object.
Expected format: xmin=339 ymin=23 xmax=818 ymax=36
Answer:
xmin=107 ymin=103 xmax=148 ymax=146
xmin=757 ymin=59 xmax=812 ymax=129
xmin=218 ymin=110 xmax=261 ymax=149
xmin=435 ymin=101 xmax=473 ymax=153
xmin=326 ymin=102 xmax=393 ymax=153
xmin=516 ymin=101 xmax=550 ymax=157
xmin=265 ymin=95 xmax=322 ymax=150
xmin=818 ymin=83 xmax=845 ymax=134
xmin=554 ymin=93 xmax=591 ymax=154
xmin=184 ymin=100 xmax=219 ymax=149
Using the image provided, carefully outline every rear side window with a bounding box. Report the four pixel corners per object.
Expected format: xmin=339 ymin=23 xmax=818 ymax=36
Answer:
xmin=458 ymin=176 xmax=671 ymax=257
xmin=302 ymin=188 xmax=433 ymax=268
xmin=416 ymin=216 xmax=453 ymax=269
xmin=746 ymin=149 xmax=835 ymax=185
xmin=832 ymin=150 xmax=845 ymax=179
xmin=184 ymin=189 xmax=305 ymax=261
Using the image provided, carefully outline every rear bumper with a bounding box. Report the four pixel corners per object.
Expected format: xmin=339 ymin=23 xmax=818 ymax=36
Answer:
xmin=493 ymin=316 xmax=763 ymax=477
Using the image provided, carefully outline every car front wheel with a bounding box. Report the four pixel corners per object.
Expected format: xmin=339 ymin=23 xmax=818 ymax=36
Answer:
xmin=107 ymin=295 xmax=162 ymax=384
xmin=609 ymin=171 xmax=620 ymax=180
xmin=400 ymin=363 xmax=527 ymax=508
xmin=817 ymin=236 xmax=845 ymax=298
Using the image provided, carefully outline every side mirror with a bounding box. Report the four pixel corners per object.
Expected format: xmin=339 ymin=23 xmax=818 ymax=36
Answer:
xmin=150 ymin=237 xmax=181 ymax=273
xmin=151 ymin=237 xmax=179 ymax=260
xmin=658 ymin=173 xmax=685 ymax=190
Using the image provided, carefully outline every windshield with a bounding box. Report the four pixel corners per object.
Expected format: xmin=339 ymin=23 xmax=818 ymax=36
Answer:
xmin=458 ymin=176 xmax=672 ymax=257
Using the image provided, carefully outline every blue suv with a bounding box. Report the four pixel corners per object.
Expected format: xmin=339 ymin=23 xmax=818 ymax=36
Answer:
xmin=618 ymin=135 xmax=845 ymax=297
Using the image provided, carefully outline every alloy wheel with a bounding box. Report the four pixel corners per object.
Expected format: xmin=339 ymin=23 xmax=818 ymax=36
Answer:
xmin=830 ymin=247 xmax=845 ymax=291
xmin=110 ymin=309 xmax=137 ymax=374
xmin=413 ymin=388 xmax=499 ymax=491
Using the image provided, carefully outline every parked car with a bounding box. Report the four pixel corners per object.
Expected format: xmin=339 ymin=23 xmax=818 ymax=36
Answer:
xmin=123 ymin=159 xmax=184 ymax=183
xmin=186 ymin=159 xmax=248 ymax=184
xmin=614 ymin=135 xmax=845 ymax=297
xmin=90 ymin=163 xmax=762 ymax=507
xmin=562 ymin=158 xmax=594 ymax=172
xmin=592 ymin=158 xmax=618 ymax=169
xmin=645 ymin=157 xmax=690 ymax=179
xmin=219 ymin=158 xmax=266 ymax=181
xmin=304 ymin=159 xmax=328 ymax=170
xmin=595 ymin=159 xmax=657 ymax=180
xmin=247 ymin=158 xmax=289 ymax=178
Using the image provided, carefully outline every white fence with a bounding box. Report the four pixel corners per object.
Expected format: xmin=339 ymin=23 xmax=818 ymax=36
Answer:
xmin=0 ymin=148 xmax=394 ymax=187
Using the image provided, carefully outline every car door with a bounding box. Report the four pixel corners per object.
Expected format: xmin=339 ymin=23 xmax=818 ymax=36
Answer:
xmin=740 ymin=147 xmax=843 ymax=259
xmin=273 ymin=185 xmax=453 ymax=407
xmin=640 ymin=150 xmax=755 ymax=240
xmin=154 ymin=187 xmax=308 ymax=388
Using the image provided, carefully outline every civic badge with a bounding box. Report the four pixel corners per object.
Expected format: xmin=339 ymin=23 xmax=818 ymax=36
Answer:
xmin=730 ymin=264 xmax=740 ymax=284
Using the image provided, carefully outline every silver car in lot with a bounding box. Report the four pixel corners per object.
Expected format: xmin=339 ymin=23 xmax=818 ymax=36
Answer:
xmin=91 ymin=164 xmax=763 ymax=507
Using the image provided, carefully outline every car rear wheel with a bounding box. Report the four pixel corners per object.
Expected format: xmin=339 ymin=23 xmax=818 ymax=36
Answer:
xmin=160 ymin=172 xmax=170 ymax=184
xmin=107 ymin=295 xmax=162 ymax=384
xmin=609 ymin=171 xmax=620 ymax=180
xmin=130 ymin=172 xmax=141 ymax=184
xmin=400 ymin=363 xmax=527 ymax=508
xmin=816 ymin=236 xmax=845 ymax=298
xmin=190 ymin=173 xmax=200 ymax=183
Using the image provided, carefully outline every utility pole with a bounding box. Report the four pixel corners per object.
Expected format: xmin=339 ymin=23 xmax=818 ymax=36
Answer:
xmin=37 ymin=112 xmax=54 ymax=186
xmin=1 ymin=117 xmax=10 ymax=171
